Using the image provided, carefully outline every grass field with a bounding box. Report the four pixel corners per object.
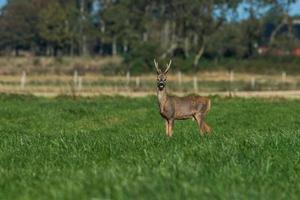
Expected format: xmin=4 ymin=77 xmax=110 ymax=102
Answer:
xmin=1 ymin=94 xmax=300 ymax=199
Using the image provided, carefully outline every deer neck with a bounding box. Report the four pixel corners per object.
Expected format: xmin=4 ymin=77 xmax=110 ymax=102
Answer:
xmin=157 ymin=88 xmax=168 ymax=112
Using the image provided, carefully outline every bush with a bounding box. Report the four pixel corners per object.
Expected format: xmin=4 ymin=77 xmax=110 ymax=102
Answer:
xmin=123 ymin=42 xmax=160 ymax=74
xmin=100 ymin=63 xmax=124 ymax=75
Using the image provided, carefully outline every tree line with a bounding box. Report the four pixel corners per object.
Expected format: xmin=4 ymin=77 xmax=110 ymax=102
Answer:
xmin=0 ymin=0 xmax=299 ymax=71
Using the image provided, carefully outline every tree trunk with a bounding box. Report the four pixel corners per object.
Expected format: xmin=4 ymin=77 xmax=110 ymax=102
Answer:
xmin=82 ymin=35 xmax=87 ymax=56
xmin=193 ymin=34 xmax=199 ymax=46
xmin=80 ymin=0 xmax=88 ymax=56
xmin=47 ymin=45 xmax=52 ymax=57
xmin=30 ymin=43 xmax=36 ymax=56
xmin=160 ymin=21 xmax=177 ymax=59
xmin=161 ymin=43 xmax=177 ymax=59
xmin=171 ymin=21 xmax=176 ymax=44
xmin=70 ymin=39 xmax=74 ymax=57
xmin=194 ymin=38 xmax=205 ymax=67
xmin=112 ymin=38 xmax=117 ymax=56
xmin=101 ymin=22 xmax=105 ymax=33
xmin=184 ymin=37 xmax=190 ymax=58
xmin=123 ymin=40 xmax=128 ymax=53
xmin=53 ymin=46 xmax=58 ymax=57
xmin=143 ymin=32 xmax=148 ymax=42
xmin=100 ymin=22 xmax=105 ymax=56
xmin=162 ymin=20 xmax=170 ymax=49
xmin=270 ymin=16 xmax=288 ymax=45
xmin=15 ymin=47 xmax=19 ymax=57
xmin=99 ymin=41 xmax=103 ymax=55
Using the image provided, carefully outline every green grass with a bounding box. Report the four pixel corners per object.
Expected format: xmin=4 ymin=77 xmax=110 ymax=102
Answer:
xmin=1 ymin=94 xmax=300 ymax=200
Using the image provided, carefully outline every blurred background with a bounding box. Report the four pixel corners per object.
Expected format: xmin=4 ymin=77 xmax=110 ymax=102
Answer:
xmin=0 ymin=0 xmax=300 ymax=97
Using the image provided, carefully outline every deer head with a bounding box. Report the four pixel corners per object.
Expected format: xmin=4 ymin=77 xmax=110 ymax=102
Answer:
xmin=154 ymin=59 xmax=172 ymax=91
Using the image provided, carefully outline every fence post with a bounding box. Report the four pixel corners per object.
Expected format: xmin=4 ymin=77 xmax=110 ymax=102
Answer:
xmin=126 ymin=71 xmax=130 ymax=86
xmin=20 ymin=71 xmax=26 ymax=89
xmin=228 ymin=69 xmax=234 ymax=97
xmin=177 ymin=71 xmax=182 ymax=89
xmin=73 ymin=70 xmax=78 ymax=86
xmin=78 ymin=76 xmax=82 ymax=91
xmin=230 ymin=70 xmax=234 ymax=82
xmin=193 ymin=76 xmax=198 ymax=93
xmin=251 ymin=76 xmax=256 ymax=90
xmin=281 ymin=71 xmax=286 ymax=83
xmin=135 ymin=76 xmax=140 ymax=88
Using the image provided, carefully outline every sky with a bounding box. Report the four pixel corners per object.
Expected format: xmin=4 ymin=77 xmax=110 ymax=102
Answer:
xmin=234 ymin=1 xmax=300 ymax=20
xmin=290 ymin=0 xmax=300 ymax=15
xmin=0 ymin=0 xmax=299 ymax=16
xmin=0 ymin=0 xmax=5 ymax=8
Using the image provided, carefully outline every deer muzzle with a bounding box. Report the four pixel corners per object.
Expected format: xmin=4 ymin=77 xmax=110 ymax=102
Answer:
xmin=157 ymin=82 xmax=165 ymax=90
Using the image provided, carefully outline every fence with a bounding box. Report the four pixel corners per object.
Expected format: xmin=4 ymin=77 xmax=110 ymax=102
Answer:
xmin=0 ymin=70 xmax=299 ymax=96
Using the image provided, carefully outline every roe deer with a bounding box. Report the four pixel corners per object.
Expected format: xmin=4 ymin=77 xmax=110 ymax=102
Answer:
xmin=154 ymin=59 xmax=212 ymax=137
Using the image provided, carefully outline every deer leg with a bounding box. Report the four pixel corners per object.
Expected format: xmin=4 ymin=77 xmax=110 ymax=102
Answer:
xmin=203 ymin=121 xmax=212 ymax=134
xmin=199 ymin=113 xmax=212 ymax=134
xmin=194 ymin=114 xmax=205 ymax=136
xmin=165 ymin=120 xmax=169 ymax=136
xmin=168 ymin=120 xmax=174 ymax=137
xmin=201 ymin=111 xmax=212 ymax=134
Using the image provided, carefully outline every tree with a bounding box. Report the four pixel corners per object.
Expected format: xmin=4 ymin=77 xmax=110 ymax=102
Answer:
xmin=38 ymin=2 xmax=68 ymax=56
xmin=0 ymin=1 xmax=37 ymax=55
xmin=238 ymin=0 xmax=295 ymax=57
xmin=100 ymin=1 xmax=138 ymax=56
xmin=264 ymin=0 xmax=296 ymax=47
xmin=206 ymin=22 xmax=247 ymax=59
xmin=37 ymin=1 xmax=80 ymax=56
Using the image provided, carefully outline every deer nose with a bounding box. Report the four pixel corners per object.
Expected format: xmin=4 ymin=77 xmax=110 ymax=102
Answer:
xmin=157 ymin=82 xmax=165 ymax=90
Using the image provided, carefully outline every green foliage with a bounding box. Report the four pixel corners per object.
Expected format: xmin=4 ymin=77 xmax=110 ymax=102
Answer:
xmin=38 ymin=2 xmax=71 ymax=47
xmin=101 ymin=3 xmax=133 ymax=42
xmin=1 ymin=95 xmax=300 ymax=199
xmin=0 ymin=0 xmax=299 ymax=74
xmin=271 ymin=34 xmax=300 ymax=52
xmin=169 ymin=57 xmax=195 ymax=72
xmin=0 ymin=2 xmax=37 ymax=51
xmin=124 ymin=42 xmax=160 ymax=74
xmin=100 ymin=62 xmax=124 ymax=75
xmin=147 ymin=55 xmax=300 ymax=74
xmin=206 ymin=23 xmax=248 ymax=58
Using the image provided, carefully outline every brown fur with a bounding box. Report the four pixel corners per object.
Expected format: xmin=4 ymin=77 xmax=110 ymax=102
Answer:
xmin=155 ymin=59 xmax=212 ymax=137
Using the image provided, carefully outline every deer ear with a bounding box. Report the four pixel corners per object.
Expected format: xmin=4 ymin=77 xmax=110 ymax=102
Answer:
xmin=154 ymin=59 xmax=161 ymax=74
xmin=164 ymin=60 xmax=172 ymax=74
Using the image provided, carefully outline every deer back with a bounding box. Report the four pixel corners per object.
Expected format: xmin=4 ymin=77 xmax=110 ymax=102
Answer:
xmin=160 ymin=95 xmax=210 ymax=120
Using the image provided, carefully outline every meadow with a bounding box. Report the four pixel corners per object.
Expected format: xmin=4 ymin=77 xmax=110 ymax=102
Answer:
xmin=1 ymin=94 xmax=300 ymax=199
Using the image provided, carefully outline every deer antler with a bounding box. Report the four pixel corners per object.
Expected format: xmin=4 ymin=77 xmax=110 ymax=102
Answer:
xmin=164 ymin=60 xmax=172 ymax=74
xmin=154 ymin=59 xmax=161 ymax=74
